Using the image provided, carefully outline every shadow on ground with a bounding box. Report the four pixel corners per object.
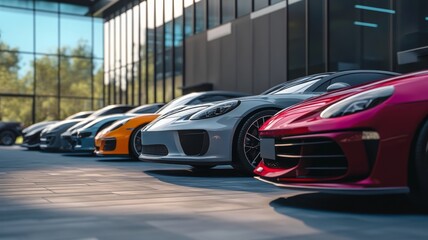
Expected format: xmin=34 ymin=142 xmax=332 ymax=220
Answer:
xmin=97 ymin=158 xmax=139 ymax=162
xmin=143 ymin=167 xmax=282 ymax=193
xmin=270 ymin=192 xmax=428 ymax=215
xmin=144 ymin=167 xmax=247 ymax=178
xmin=61 ymin=152 xmax=96 ymax=157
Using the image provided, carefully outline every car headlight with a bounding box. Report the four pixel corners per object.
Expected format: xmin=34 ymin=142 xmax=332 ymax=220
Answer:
xmin=78 ymin=131 xmax=92 ymax=138
xmin=189 ymin=100 xmax=240 ymax=120
xmin=320 ymin=86 xmax=394 ymax=118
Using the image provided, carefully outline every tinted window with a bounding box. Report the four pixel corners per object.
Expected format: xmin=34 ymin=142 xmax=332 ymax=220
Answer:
xmin=312 ymin=80 xmax=332 ymax=92
xmin=194 ymin=95 xmax=234 ymax=104
xmin=129 ymin=106 xmax=159 ymax=114
xmin=103 ymin=106 xmax=134 ymax=115
xmin=274 ymin=79 xmax=320 ymax=94
xmin=269 ymin=74 xmax=330 ymax=95
xmin=330 ymin=73 xmax=394 ymax=87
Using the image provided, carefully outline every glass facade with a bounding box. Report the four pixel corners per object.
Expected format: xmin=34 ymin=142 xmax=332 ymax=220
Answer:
xmin=0 ymin=1 xmax=103 ymax=126
xmin=103 ymin=0 xmax=286 ymax=105
xmin=3 ymin=0 xmax=425 ymax=125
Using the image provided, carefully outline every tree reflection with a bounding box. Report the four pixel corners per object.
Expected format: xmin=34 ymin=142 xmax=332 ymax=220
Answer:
xmin=0 ymin=41 xmax=103 ymax=126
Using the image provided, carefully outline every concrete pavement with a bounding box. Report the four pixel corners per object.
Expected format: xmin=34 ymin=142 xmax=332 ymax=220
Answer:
xmin=0 ymin=145 xmax=427 ymax=239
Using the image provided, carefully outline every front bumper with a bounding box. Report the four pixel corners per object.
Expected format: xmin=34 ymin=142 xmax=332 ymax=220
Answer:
xmin=40 ymin=133 xmax=70 ymax=151
xmin=255 ymin=177 xmax=409 ymax=195
xmin=74 ymin=136 xmax=96 ymax=152
xmin=95 ymin=133 xmax=131 ymax=156
xmin=138 ymin=127 xmax=235 ymax=166
xmin=22 ymin=133 xmax=41 ymax=148
xmin=255 ymin=130 xmax=410 ymax=191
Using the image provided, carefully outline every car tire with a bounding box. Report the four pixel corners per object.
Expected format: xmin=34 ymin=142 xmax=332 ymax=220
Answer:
xmin=0 ymin=130 xmax=17 ymax=146
xmin=234 ymin=109 xmax=278 ymax=175
xmin=409 ymin=119 xmax=428 ymax=209
xmin=129 ymin=125 xmax=146 ymax=160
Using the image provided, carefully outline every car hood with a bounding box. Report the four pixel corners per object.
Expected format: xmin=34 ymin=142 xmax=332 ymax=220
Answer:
xmin=42 ymin=119 xmax=83 ymax=134
xmin=259 ymin=71 xmax=426 ymax=136
xmin=23 ymin=121 xmax=58 ymax=135
xmin=236 ymin=93 xmax=320 ymax=103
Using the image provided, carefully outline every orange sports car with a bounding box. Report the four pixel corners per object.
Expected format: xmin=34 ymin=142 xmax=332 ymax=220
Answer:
xmin=94 ymin=91 xmax=249 ymax=159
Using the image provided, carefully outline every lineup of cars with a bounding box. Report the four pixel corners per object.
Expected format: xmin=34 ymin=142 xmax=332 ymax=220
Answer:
xmin=17 ymin=69 xmax=428 ymax=206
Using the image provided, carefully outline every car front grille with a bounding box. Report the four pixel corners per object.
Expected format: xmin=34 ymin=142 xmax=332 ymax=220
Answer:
xmin=103 ymin=139 xmax=116 ymax=151
xmin=178 ymin=130 xmax=209 ymax=156
xmin=264 ymin=137 xmax=348 ymax=178
xmin=23 ymin=133 xmax=41 ymax=145
xmin=142 ymin=144 xmax=169 ymax=156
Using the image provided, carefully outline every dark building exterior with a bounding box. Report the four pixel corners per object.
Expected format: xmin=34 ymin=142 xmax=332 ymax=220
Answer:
xmin=1 ymin=0 xmax=427 ymax=125
xmin=99 ymin=0 xmax=428 ymax=104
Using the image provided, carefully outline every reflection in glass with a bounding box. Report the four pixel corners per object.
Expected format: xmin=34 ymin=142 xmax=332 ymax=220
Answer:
xmin=184 ymin=0 xmax=194 ymax=36
xmin=133 ymin=5 xmax=139 ymax=63
xmin=94 ymin=59 xmax=104 ymax=99
xmin=115 ymin=15 xmax=121 ymax=69
xmin=133 ymin=62 xmax=140 ymax=105
xmin=140 ymin=1 xmax=147 ymax=104
xmin=222 ymin=0 xmax=235 ymax=23
xmin=127 ymin=65 xmax=133 ymax=104
xmin=60 ymin=98 xmax=92 ymax=119
xmin=147 ymin=0 xmax=155 ymax=103
xmin=36 ymin=97 xmax=59 ymax=122
xmin=0 ymin=96 xmax=33 ymax=126
xmin=121 ymin=67 xmax=127 ymax=103
xmin=308 ymin=0 xmax=325 ymax=74
xmin=165 ymin=0 xmax=174 ymax=102
xmin=195 ymin=0 xmax=206 ymax=33
xmin=94 ymin=18 xmax=104 ymax=58
xmin=115 ymin=68 xmax=120 ymax=103
xmin=36 ymin=11 xmax=58 ymax=54
xmin=288 ymin=0 xmax=306 ymax=79
xmin=174 ymin=0 xmax=184 ymax=98
xmin=208 ymin=0 xmax=220 ymax=29
xmin=36 ymin=1 xmax=59 ymax=12
xmin=156 ymin=0 xmax=165 ymax=102
xmin=0 ymin=7 xmax=34 ymax=52
xmin=127 ymin=9 xmax=133 ymax=65
xmin=104 ymin=22 xmax=110 ymax=73
xmin=255 ymin=0 xmax=269 ymax=11
xmin=0 ymin=52 xmax=33 ymax=95
xmin=35 ymin=55 xmax=58 ymax=96
xmin=60 ymin=14 xmax=92 ymax=56
xmin=237 ymin=0 xmax=252 ymax=17
xmin=271 ymin=0 xmax=284 ymax=5
xmin=109 ymin=71 xmax=115 ymax=104
xmin=109 ymin=19 xmax=115 ymax=71
xmin=0 ymin=1 xmax=33 ymax=10
xmin=396 ymin=0 xmax=428 ymax=72
xmin=60 ymin=57 xmax=91 ymax=98
xmin=121 ymin=12 xmax=126 ymax=67
xmin=60 ymin=3 xmax=88 ymax=15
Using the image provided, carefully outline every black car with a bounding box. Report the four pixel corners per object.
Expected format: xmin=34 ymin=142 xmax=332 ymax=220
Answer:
xmin=0 ymin=121 xmax=23 ymax=146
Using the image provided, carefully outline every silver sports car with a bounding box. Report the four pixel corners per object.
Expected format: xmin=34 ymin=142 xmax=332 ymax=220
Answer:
xmin=139 ymin=70 xmax=400 ymax=174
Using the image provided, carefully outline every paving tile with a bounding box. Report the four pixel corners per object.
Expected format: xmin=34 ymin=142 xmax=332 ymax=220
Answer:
xmin=1 ymin=146 xmax=428 ymax=239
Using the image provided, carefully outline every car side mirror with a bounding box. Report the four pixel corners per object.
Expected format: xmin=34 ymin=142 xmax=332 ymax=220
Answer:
xmin=327 ymin=82 xmax=351 ymax=92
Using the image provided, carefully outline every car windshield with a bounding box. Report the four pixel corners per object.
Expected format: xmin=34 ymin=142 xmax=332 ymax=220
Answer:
xmin=273 ymin=79 xmax=320 ymax=94
xmin=266 ymin=73 xmax=332 ymax=95
xmin=90 ymin=108 xmax=113 ymax=117
xmin=155 ymin=93 xmax=201 ymax=115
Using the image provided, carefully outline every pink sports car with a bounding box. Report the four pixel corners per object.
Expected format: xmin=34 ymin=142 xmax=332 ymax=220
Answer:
xmin=255 ymin=71 xmax=428 ymax=204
